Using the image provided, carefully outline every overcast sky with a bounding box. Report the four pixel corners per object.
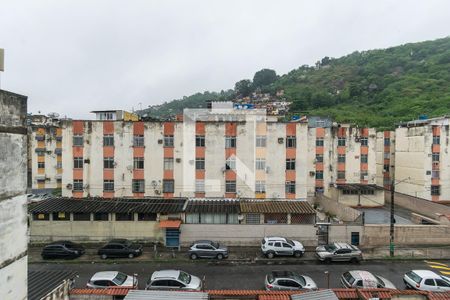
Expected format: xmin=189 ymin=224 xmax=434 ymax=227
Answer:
xmin=0 ymin=0 xmax=449 ymax=119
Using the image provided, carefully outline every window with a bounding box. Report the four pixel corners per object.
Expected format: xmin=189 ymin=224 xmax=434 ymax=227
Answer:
xmin=56 ymin=161 xmax=62 ymax=169
xmin=384 ymin=138 xmax=390 ymax=146
xmin=431 ymin=185 xmax=440 ymax=196
xmin=361 ymin=154 xmax=368 ymax=163
xmin=164 ymin=135 xmax=174 ymax=147
xmin=104 ymin=157 xmax=114 ymax=169
xmin=73 ymin=179 xmax=83 ymax=191
xmin=433 ymin=135 xmax=440 ymax=145
xmin=226 ymin=157 xmax=236 ymax=170
xmin=195 ymin=158 xmax=205 ymax=170
xmin=360 ymin=137 xmax=368 ymax=146
xmin=316 ymin=137 xmax=324 ymax=146
xmin=33 ymin=213 xmax=49 ymax=221
xmin=73 ymin=212 xmax=91 ymax=221
xmin=37 ymin=162 xmax=45 ymax=169
xmin=132 ymin=179 xmax=145 ymax=193
xmin=225 ymin=136 xmax=236 ymax=148
xmin=256 ymin=135 xmax=266 ymax=147
xmin=195 ymin=135 xmax=205 ymax=147
xmin=52 ymin=212 xmax=70 ymax=221
xmin=255 ymin=158 xmax=266 ymax=170
xmin=103 ymin=180 xmax=114 ymax=191
xmin=360 ymin=170 xmax=368 ymax=180
xmin=286 ymin=158 xmax=295 ymax=170
xmin=384 ymin=164 xmax=390 ymax=172
xmin=73 ymin=134 xmax=83 ymax=146
xmin=163 ymin=179 xmax=174 ymax=193
xmin=103 ymin=134 xmax=114 ymax=146
xmin=245 ymin=213 xmax=260 ymax=224
xmin=195 ymin=180 xmax=205 ymax=193
xmin=432 ymin=170 xmax=440 ymax=179
xmin=186 ymin=213 xmax=200 ymax=224
xmin=432 ymin=153 xmax=440 ymax=162
xmin=316 ymin=154 xmax=323 ymax=163
xmin=94 ymin=212 xmax=109 ymax=221
xmin=116 ymin=213 xmax=134 ymax=221
xmin=133 ymin=135 xmax=144 ymax=147
xmin=436 ymin=279 xmax=450 ymax=287
xmin=286 ymin=136 xmax=296 ymax=148
xmin=37 ymin=151 xmax=45 ymax=157
xmin=383 ymin=152 xmax=390 ymax=159
xmin=424 ymin=279 xmax=435 ymax=286
xmin=338 ymin=137 xmax=346 ymax=147
xmin=337 ymin=171 xmax=346 ymax=180
xmin=138 ymin=213 xmax=157 ymax=221
xmin=133 ymin=157 xmax=144 ymax=169
xmin=74 ymin=157 xmax=83 ymax=169
xmin=255 ymin=181 xmax=266 ymax=193
xmin=225 ymin=180 xmax=236 ymax=193
xmin=315 ymin=171 xmax=323 ymax=180
xmin=338 ymin=154 xmax=346 ymax=163
xmin=164 ymin=158 xmax=174 ymax=170
xmin=285 ymin=181 xmax=295 ymax=194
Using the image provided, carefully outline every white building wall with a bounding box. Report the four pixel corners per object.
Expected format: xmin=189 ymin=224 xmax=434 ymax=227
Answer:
xmin=61 ymin=122 xmax=73 ymax=197
xmin=375 ymin=132 xmax=384 ymax=187
xmin=306 ymin=128 xmax=317 ymax=196
xmin=266 ymin=123 xmax=286 ymax=198
xmin=205 ymin=123 xmax=225 ymax=197
xmin=145 ymin=122 xmax=164 ymax=196
xmin=296 ymin=123 xmax=308 ymax=199
xmin=236 ymin=121 xmax=256 ymax=197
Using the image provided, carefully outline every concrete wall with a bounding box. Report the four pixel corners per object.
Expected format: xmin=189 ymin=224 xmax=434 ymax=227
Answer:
xmin=0 ymin=89 xmax=28 ymax=300
xmin=315 ymin=194 xmax=362 ymax=222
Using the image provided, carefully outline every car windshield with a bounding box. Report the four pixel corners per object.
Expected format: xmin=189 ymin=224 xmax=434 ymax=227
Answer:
xmin=112 ymin=272 xmax=128 ymax=285
xmin=375 ymin=275 xmax=385 ymax=287
xmin=286 ymin=239 xmax=295 ymax=246
xmin=211 ymin=242 xmax=219 ymax=249
xmin=324 ymin=244 xmax=337 ymax=252
xmin=406 ymin=271 xmax=422 ymax=284
xmin=295 ymin=276 xmax=306 ymax=286
xmin=343 ymin=272 xmax=355 ymax=285
xmin=440 ymin=276 xmax=450 ymax=284
xmin=178 ymin=271 xmax=191 ymax=284
xmin=267 ymin=274 xmax=275 ymax=283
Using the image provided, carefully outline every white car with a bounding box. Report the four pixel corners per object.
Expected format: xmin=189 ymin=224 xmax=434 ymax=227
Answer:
xmin=87 ymin=271 xmax=138 ymax=289
xmin=403 ymin=270 xmax=450 ymax=292
xmin=341 ymin=270 xmax=396 ymax=289
xmin=146 ymin=270 xmax=202 ymax=291
xmin=261 ymin=237 xmax=305 ymax=259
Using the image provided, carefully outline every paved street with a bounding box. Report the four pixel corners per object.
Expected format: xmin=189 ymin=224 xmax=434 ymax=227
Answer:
xmin=29 ymin=260 xmax=450 ymax=290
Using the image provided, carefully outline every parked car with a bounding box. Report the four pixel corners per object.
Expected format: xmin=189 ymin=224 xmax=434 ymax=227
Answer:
xmin=265 ymin=271 xmax=318 ymax=291
xmin=97 ymin=239 xmax=143 ymax=259
xmin=341 ymin=270 xmax=396 ymax=289
xmin=188 ymin=240 xmax=228 ymax=260
xmin=315 ymin=242 xmax=362 ymax=263
xmin=261 ymin=237 xmax=305 ymax=259
xmin=403 ymin=270 xmax=450 ymax=292
xmin=87 ymin=271 xmax=138 ymax=289
xmin=145 ymin=269 xmax=202 ymax=291
xmin=41 ymin=240 xmax=85 ymax=259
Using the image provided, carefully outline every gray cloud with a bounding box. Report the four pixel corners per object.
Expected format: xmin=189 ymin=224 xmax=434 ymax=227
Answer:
xmin=0 ymin=0 xmax=449 ymax=118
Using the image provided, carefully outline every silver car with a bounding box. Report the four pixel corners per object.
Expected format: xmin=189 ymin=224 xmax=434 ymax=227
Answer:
xmin=316 ymin=242 xmax=362 ymax=263
xmin=188 ymin=240 xmax=228 ymax=260
xmin=146 ymin=270 xmax=202 ymax=291
xmin=265 ymin=271 xmax=318 ymax=291
xmin=341 ymin=270 xmax=396 ymax=289
xmin=87 ymin=271 xmax=138 ymax=289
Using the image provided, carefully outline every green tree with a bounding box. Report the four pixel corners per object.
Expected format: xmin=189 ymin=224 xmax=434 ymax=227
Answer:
xmin=234 ymin=79 xmax=254 ymax=97
xmin=253 ymin=69 xmax=278 ymax=88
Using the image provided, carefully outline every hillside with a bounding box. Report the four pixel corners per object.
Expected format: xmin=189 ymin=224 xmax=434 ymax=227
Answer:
xmin=140 ymin=37 xmax=450 ymax=129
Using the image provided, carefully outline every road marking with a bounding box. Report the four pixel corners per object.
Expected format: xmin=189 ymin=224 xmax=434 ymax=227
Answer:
xmin=428 ymin=265 xmax=450 ymax=271
xmin=424 ymin=261 xmax=448 ymax=267
xmin=441 ymin=271 xmax=450 ymax=275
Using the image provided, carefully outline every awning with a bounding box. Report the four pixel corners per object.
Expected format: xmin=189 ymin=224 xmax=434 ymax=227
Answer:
xmin=159 ymin=219 xmax=182 ymax=229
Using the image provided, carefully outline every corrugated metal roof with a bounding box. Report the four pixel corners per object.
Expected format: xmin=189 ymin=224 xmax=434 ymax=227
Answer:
xmin=28 ymin=270 xmax=77 ymax=300
xmin=29 ymin=197 xmax=186 ymax=214
xmin=291 ymin=290 xmax=338 ymax=300
xmin=240 ymin=200 xmax=316 ymax=214
xmin=124 ymin=290 xmax=208 ymax=300
xmin=185 ymin=199 xmax=240 ymax=214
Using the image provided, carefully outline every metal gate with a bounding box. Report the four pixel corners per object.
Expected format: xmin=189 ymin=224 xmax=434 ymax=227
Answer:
xmin=165 ymin=228 xmax=180 ymax=247
xmin=317 ymin=223 xmax=329 ymax=245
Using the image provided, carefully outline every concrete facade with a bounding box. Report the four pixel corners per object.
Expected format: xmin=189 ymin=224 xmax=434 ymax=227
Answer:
xmin=0 ymin=89 xmax=28 ymax=300
xmin=376 ymin=131 xmax=395 ymax=189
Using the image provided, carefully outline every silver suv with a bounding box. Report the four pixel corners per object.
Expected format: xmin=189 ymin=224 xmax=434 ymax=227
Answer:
xmin=145 ymin=270 xmax=202 ymax=291
xmin=261 ymin=237 xmax=305 ymax=259
xmin=188 ymin=240 xmax=228 ymax=260
xmin=315 ymin=242 xmax=362 ymax=263
xmin=265 ymin=271 xmax=318 ymax=291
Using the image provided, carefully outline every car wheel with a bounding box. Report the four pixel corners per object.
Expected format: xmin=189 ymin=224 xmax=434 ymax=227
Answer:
xmin=217 ymin=253 xmax=224 ymax=260
xmin=324 ymin=258 xmax=332 ymax=264
xmin=350 ymin=257 xmax=359 ymax=263
xmin=266 ymin=252 xmax=275 ymax=259
xmin=294 ymin=251 xmax=303 ymax=258
xmin=128 ymin=253 xmax=134 ymax=259
xmin=101 ymin=254 xmax=107 ymax=259
xmin=190 ymin=253 xmax=198 ymax=260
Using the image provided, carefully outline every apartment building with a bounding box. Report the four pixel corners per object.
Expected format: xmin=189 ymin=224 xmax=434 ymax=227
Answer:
xmin=376 ymin=131 xmax=395 ymax=190
xmin=395 ymin=116 xmax=450 ymax=202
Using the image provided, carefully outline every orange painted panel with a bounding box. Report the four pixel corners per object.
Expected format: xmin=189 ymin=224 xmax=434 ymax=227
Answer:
xmin=103 ymin=121 xmax=114 ymax=134
xmin=255 ymin=170 xmax=266 ymax=180
xmin=164 ymin=147 xmax=174 ymax=157
xmin=384 ymin=146 xmax=390 ymax=153
xmin=360 ymin=180 xmax=368 ymax=184
xmin=73 ymin=121 xmax=84 ymax=134
xmin=337 ymin=147 xmax=346 ymax=155
xmin=255 ymin=147 xmax=266 ymax=157
xmin=384 ymin=159 xmax=390 ymax=165
xmin=432 ymin=145 xmax=440 ymax=153
xmin=163 ymin=122 xmax=175 ymax=135
xmin=286 ymin=148 xmax=296 ymax=158
xmin=360 ymin=146 xmax=368 ymax=154
xmin=286 ymin=170 xmax=296 ymax=181
xmin=163 ymin=170 xmax=174 ymax=179
xmin=316 ymin=146 xmax=324 ymax=154
xmin=431 ymin=178 xmax=440 ymax=185
xmin=37 ymin=128 xmax=45 ymax=135
xmin=256 ymin=123 xmax=267 ymax=135
xmin=196 ymin=170 xmax=205 ymax=179
xmin=37 ymin=140 xmax=45 ymax=148
xmin=133 ymin=122 xmax=145 ymax=134
xmin=37 ymin=168 xmax=45 ymax=174
xmin=360 ymin=128 xmax=369 ymax=136
xmin=72 ymin=191 xmax=83 ymax=198
xmin=196 ymin=122 xmax=205 ymax=134
xmin=103 ymin=146 xmax=115 ymax=157
xmin=37 ymin=156 xmax=45 ymax=162
xmin=133 ymin=147 xmax=145 ymax=157
xmin=103 ymin=192 xmax=115 ymax=198
xmin=337 ymin=127 xmax=346 ymax=137
xmin=432 ymin=126 xmax=441 ymax=135
xmin=225 ymin=193 xmax=236 ymax=198
xmin=57 ymin=141 xmax=62 ymax=148
xmin=315 ymin=179 xmax=324 ymax=187
xmin=336 ymin=178 xmax=346 ymax=184
xmin=73 ymin=147 xmax=83 ymax=157
xmin=225 ymin=148 xmax=236 ymax=157
xmin=286 ymin=193 xmax=295 ymax=199
xmin=384 ymin=131 xmax=391 ymax=138
xmin=37 ymin=182 xmax=45 ymax=189
xmin=73 ymin=169 xmax=83 ymax=179
xmin=316 ymin=128 xmax=325 ymax=137
xmin=315 ymin=162 xmax=324 ymax=171
xmin=225 ymin=170 xmax=236 ymax=180
xmin=56 ymin=128 xmax=62 ymax=135
xmin=134 ymin=193 xmax=145 ymax=198
xmin=286 ymin=123 xmax=296 ymax=136
xmin=195 ymin=192 xmax=206 ymax=198
xmin=196 ymin=147 xmax=205 ymax=158
xmin=163 ymin=193 xmax=174 ymax=198
xmin=133 ymin=169 xmax=144 ymax=179
xmin=432 ymin=195 xmax=440 ymax=202
xmin=255 ymin=193 xmax=266 ymax=199
xmin=360 ymin=163 xmax=368 ymax=171
xmin=337 ymin=163 xmax=346 ymax=171
xmin=225 ymin=123 xmax=237 ymax=135
xmin=103 ymin=169 xmax=114 ymax=180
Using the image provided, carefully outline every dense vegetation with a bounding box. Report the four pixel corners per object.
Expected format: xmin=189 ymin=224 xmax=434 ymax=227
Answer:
xmin=140 ymin=37 xmax=450 ymax=129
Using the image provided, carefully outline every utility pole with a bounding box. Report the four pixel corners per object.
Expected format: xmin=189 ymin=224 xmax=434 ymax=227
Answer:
xmin=389 ymin=179 xmax=395 ymax=257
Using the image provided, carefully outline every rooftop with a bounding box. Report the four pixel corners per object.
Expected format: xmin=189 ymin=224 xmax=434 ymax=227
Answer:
xmin=28 ymin=270 xmax=77 ymax=300
xmin=240 ymin=200 xmax=316 ymax=214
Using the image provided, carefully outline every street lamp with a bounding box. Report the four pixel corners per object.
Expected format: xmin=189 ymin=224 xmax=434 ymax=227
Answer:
xmin=389 ymin=177 xmax=410 ymax=257
xmin=324 ymin=271 xmax=330 ymax=289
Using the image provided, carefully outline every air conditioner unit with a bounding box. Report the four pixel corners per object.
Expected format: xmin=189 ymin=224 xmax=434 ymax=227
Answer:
xmin=176 ymin=158 xmax=181 ymax=163
xmin=265 ymin=166 xmax=270 ymax=173
xmin=309 ymin=171 xmax=315 ymax=176
xmin=278 ymin=138 xmax=284 ymax=144
xmin=157 ymin=139 xmax=163 ymax=144
xmin=66 ymin=183 xmax=73 ymax=190
xmin=84 ymin=159 xmax=90 ymax=164
xmin=238 ymin=214 xmax=244 ymax=221
xmin=154 ymin=190 xmax=161 ymax=195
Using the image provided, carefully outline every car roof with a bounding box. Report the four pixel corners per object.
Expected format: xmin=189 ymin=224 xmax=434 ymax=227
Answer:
xmin=108 ymin=239 xmax=129 ymax=244
xmin=271 ymin=271 xmax=300 ymax=279
xmin=91 ymin=271 xmax=120 ymax=281
xmin=334 ymin=242 xmax=352 ymax=249
xmin=411 ymin=270 xmax=441 ymax=278
xmin=49 ymin=240 xmax=75 ymax=245
xmin=348 ymin=270 xmax=377 ymax=281
xmin=151 ymin=270 xmax=181 ymax=280
xmin=265 ymin=237 xmax=286 ymax=241
xmin=193 ymin=240 xmax=214 ymax=245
